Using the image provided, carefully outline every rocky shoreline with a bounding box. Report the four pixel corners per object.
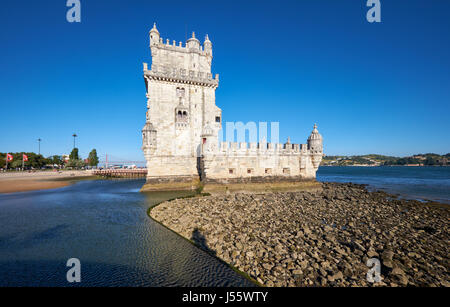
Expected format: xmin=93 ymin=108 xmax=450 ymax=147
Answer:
xmin=150 ymin=182 xmax=449 ymax=287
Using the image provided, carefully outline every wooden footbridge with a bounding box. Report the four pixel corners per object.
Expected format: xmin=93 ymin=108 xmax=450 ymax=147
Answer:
xmin=93 ymin=169 xmax=148 ymax=178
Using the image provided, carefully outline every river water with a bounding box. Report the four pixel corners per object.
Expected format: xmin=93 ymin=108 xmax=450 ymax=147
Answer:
xmin=0 ymin=179 xmax=254 ymax=286
xmin=317 ymin=166 xmax=450 ymax=204
xmin=1 ymin=166 xmax=447 ymax=286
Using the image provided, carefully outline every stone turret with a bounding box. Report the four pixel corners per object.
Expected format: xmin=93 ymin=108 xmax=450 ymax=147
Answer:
xmin=187 ymin=31 xmax=201 ymax=50
xmin=307 ymin=124 xmax=323 ymax=152
xmin=201 ymin=122 xmax=217 ymax=154
xmin=284 ymin=136 xmax=291 ymax=150
xmin=149 ymin=23 xmax=160 ymax=46
xmin=142 ymin=122 xmax=157 ymax=153
xmin=308 ymin=124 xmax=323 ymax=169
xmin=204 ymin=34 xmax=212 ymax=57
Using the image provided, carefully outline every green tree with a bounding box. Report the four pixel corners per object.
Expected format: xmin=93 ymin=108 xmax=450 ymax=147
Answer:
xmin=51 ymin=155 xmax=63 ymax=166
xmin=76 ymin=159 xmax=86 ymax=168
xmin=0 ymin=152 xmax=48 ymax=169
xmin=424 ymin=156 xmax=437 ymax=166
xmin=10 ymin=159 xmax=23 ymax=169
xmin=0 ymin=155 xmax=5 ymax=169
xmin=69 ymin=148 xmax=79 ymax=161
xmin=66 ymin=158 xmax=85 ymax=169
xmin=67 ymin=148 xmax=85 ymax=169
xmin=88 ymin=149 xmax=99 ymax=167
xmin=28 ymin=153 xmax=47 ymax=169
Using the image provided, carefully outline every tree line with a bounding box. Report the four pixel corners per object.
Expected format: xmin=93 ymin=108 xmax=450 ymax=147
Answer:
xmin=1 ymin=148 xmax=99 ymax=170
xmin=383 ymin=153 xmax=449 ymax=166
xmin=322 ymin=153 xmax=449 ymax=166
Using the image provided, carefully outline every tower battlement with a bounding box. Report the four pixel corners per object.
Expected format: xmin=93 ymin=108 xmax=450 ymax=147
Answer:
xmin=210 ymin=142 xmax=309 ymax=155
xmin=149 ymin=35 xmax=212 ymax=56
xmin=148 ymin=24 xmax=214 ymax=83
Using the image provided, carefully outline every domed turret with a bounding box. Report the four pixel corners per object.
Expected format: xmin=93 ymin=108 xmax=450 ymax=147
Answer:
xmin=187 ymin=31 xmax=200 ymax=50
xmin=149 ymin=23 xmax=160 ymax=46
xmin=307 ymin=124 xmax=323 ymax=153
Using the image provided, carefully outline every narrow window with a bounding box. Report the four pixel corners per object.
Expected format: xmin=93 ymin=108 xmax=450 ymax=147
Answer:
xmin=176 ymin=87 xmax=185 ymax=97
xmin=265 ymin=168 xmax=272 ymax=174
xmin=247 ymin=168 xmax=252 ymax=174
xmin=215 ymin=116 xmax=221 ymax=123
xmin=229 ymin=168 xmax=234 ymax=174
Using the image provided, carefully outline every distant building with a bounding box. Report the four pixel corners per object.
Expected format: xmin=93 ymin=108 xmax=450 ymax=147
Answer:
xmin=437 ymin=158 xmax=448 ymax=165
xmin=413 ymin=155 xmax=426 ymax=160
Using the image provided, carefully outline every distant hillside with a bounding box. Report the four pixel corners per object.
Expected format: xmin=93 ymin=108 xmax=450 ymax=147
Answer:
xmin=321 ymin=153 xmax=449 ymax=166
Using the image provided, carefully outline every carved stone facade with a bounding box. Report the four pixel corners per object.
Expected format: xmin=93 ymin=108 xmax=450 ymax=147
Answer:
xmin=142 ymin=24 xmax=323 ymax=186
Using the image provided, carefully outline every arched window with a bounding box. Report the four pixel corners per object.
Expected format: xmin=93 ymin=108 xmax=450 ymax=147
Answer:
xmin=175 ymin=109 xmax=188 ymax=124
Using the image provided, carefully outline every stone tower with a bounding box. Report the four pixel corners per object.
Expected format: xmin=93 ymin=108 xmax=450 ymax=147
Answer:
xmin=142 ymin=24 xmax=222 ymax=184
xmin=142 ymin=24 xmax=323 ymax=190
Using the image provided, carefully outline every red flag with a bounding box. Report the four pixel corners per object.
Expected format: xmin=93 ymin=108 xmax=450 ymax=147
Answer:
xmin=23 ymin=154 xmax=28 ymax=162
xmin=6 ymin=154 xmax=13 ymax=162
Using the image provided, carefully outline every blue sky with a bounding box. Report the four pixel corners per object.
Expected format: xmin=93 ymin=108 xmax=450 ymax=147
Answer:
xmin=0 ymin=0 xmax=449 ymax=161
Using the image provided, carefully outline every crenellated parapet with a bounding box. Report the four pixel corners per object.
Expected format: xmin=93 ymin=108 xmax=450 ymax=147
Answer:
xmin=212 ymin=141 xmax=312 ymax=156
xmin=149 ymin=24 xmax=212 ymax=57
xmin=150 ymin=36 xmax=212 ymax=57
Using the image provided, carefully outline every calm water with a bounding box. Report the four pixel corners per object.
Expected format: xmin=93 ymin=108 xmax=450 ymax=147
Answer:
xmin=0 ymin=179 xmax=254 ymax=287
xmin=317 ymin=166 xmax=450 ymax=204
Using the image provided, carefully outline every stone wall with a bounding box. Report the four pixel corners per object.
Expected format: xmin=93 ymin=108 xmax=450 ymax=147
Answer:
xmin=145 ymin=156 xmax=198 ymax=179
xmin=201 ymin=141 xmax=320 ymax=183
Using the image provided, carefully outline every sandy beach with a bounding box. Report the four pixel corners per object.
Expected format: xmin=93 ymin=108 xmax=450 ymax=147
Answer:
xmin=0 ymin=170 xmax=96 ymax=194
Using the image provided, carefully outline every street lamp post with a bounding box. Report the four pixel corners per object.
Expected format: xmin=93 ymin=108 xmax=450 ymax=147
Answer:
xmin=72 ymin=133 xmax=78 ymax=149
xmin=37 ymin=138 xmax=42 ymax=155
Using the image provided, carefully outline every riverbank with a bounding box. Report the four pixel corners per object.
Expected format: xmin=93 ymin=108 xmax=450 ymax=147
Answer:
xmin=150 ymin=182 xmax=449 ymax=287
xmin=0 ymin=170 xmax=96 ymax=193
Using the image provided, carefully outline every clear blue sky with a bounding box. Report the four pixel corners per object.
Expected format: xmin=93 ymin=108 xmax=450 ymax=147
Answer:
xmin=1 ymin=0 xmax=449 ymax=161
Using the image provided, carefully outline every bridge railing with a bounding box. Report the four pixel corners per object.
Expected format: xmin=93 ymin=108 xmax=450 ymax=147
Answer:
xmin=93 ymin=169 xmax=148 ymax=178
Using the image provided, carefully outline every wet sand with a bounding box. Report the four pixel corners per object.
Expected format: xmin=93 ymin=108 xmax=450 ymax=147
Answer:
xmin=0 ymin=170 xmax=95 ymax=193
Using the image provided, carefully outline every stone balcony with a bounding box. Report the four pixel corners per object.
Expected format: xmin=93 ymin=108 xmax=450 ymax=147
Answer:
xmin=143 ymin=64 xmax=219 ymax=87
